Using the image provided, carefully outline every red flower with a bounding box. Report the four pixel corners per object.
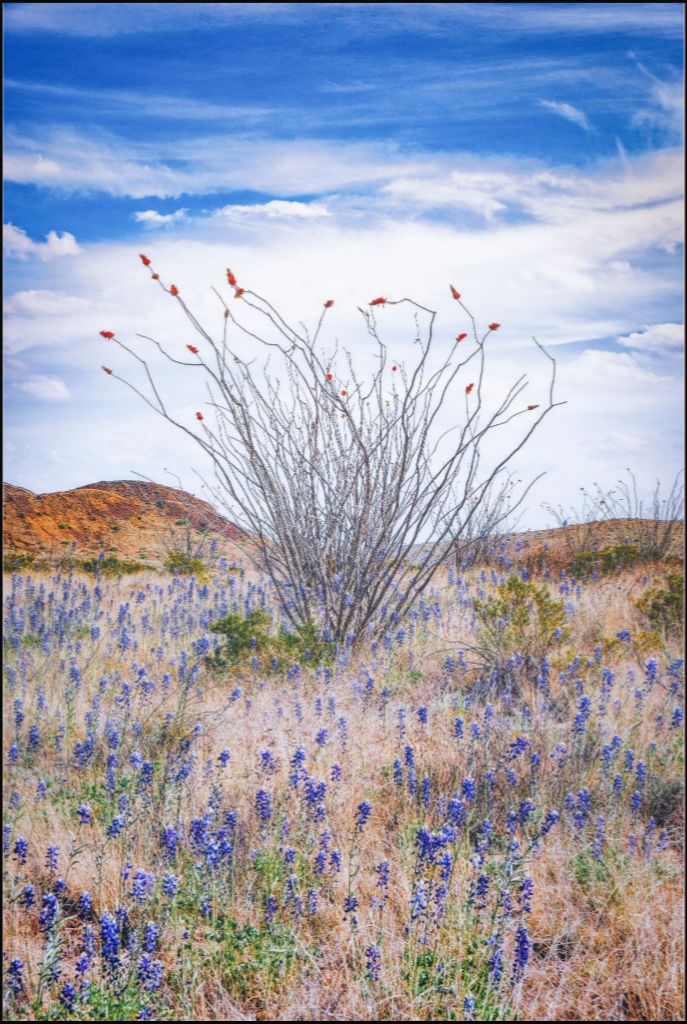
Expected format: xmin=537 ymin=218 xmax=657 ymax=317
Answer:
xmin=187 ymin=344 xmax=199 ymax=354
xmin=465 ymin=383 xmax=475 ymax=394
xmin=235 ymin=287 xmax=244 ymax=298
xmin=226 ymin=268 xmax=237 ymax=286
xmin=450 ymin=285 xmax=461 ymax=300
xmin=488 ymin=322 xmax=500 ymax=331
xmin=392 ymin=365 xmax=398 ymax=371
xmin=170 ymin=285 xmax=179 ymax=296
xmin=341 ymin=389 xmax=348 ymax=396
xmin=99 ymin=330 xmax=114 ymax=339
xmin=152 ymin=273 xmax=159 ymax=280
xmin=456 ymin=332 xmax=467 ymax=342
xmin=527 ymin=404 xmax=539 ymax=411
xmin=324 ymin=299 xmax=334 ymax=308
xmin=326 ymin=373 xmax=334 ymax=380
xmin=102 ymin=366 xmax=113 ymax=374
xmin=370 ymin=297 xmax=386 ymax=306
xmin=139 ymin=254 xmax=151 ymax=266
xmin=195 ymin=411 xmax=204 ymax=421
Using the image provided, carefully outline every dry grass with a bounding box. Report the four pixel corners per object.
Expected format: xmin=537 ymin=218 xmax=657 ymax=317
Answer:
xmin=2 ymin=557 xmax=684 ymax=1021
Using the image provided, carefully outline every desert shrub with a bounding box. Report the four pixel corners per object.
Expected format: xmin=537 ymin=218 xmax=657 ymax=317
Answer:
xmin=568 ymin=542 xmax=640 ymax=578
xmin=636 ymin=573 xmax=684 ymax=634
xmin=164 ymin=549 xmax=206 ymax=577
xmin=3 ymin=551 xmax=34 ymax=573
xmin=79 ymin=554 xmax=146 ymax=575
xmin=206 ymin=610 xmax=334 ymax=673
xmin=472 ymin=575 xmax=568 ymax=686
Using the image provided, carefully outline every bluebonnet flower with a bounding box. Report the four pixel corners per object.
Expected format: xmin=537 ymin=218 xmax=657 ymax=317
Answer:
xmin=39 ymin=892 xmax=59 ymax=932
xmin=463 ymin=996 xmax=475 ymax=1020
xmin=256 ymin=789 xmax=272 ymax=822
xmin=330 ymin=763 xmax=342 ymax=782
xmin=46 ymin=844 xmax=59 ymax=873
xmin=355 ymin=800 xmax=372 ymax=833
xmin=79 ymin=891 xmax=93 ymax=918
xmin=59 ymin=984 xmax=77 ymax=1012
xmin=19 ymin=884 xmax=36 ymax=909
xmin=13 ymin=836 xmax=28 ymax=865
xmin=7 ymin=957 xmax=24 ymax=995
xmin=365 ymin=944 xmax=382 ymax=981
xmin=512 ymin=924 xmax=530 ymax=982
xmin=137 ymin=955 xmax=164 ymax=992
xmin=100 ymin=913 xmax=120 ymax=970
xmin=162 ymin=873 xmax=179 ymax=897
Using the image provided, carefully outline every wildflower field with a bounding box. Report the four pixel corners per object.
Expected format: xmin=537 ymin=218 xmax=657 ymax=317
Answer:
xmin=2 ymin=545 xmax=684 ymax=1021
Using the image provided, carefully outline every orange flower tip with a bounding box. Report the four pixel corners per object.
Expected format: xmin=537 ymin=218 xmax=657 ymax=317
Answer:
xmin=170 ymin=285 xmax=180 ymax=296
xmin=226 ymin=269 xmax=237 ymax=286
xmin=195 ymin=412 xmax=204 ymax=421
xmin=392 ymin=365 xmax=398 ymax=371
xmin=465 ymin=383 xmax=475 ymax=394
xmin=234 ymin=287 xmax=245 ymax=298
xmin=324 ymin=299 xmax=334 ymax=308
xmin=369 ymin=297 xmax=386 ymax=306
xmin=456 ymin=333 xmax=467 ymax=342
xmin=341 ymin=390 xmax=348 ymax=396
xmin=99 ymin=330 xmax=114 ymax=338
xmin=450 ymin=285 xmax=461 ymax=300
xmin=326 ymin=373 xmax=334 ymax=380
xmin=527 ymin=404 xmax=540 ymax=411
xmin=488 ymin=322 xmax=501 ymax=331
xmin=187 ymin=344 xmax=199 ymax=354
xmin=102 ymin=366 xmax=113 ymax=374
xmin=139 ymin=254 xmax=151 ymax=266
xmin=151 ymin=273 xmax=160 ymax=280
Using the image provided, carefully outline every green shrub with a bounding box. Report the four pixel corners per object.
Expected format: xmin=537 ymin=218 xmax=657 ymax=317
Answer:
xmin=636 ymin=573 xmax=684 ymax=634
xmin=165 ymin=550 xmax=206 ymax=577
xmin=569 ymin=542 xmax=640 ymax=578
xmin=3 ymin=551 xmax=34 ymax=573
xmin=472 ymin=575 xmax=568 ymax=686
xmin=206 ymin=610 xmax=334 ymax=673
xmin=79 ymin=555 xmax=146 ymax=576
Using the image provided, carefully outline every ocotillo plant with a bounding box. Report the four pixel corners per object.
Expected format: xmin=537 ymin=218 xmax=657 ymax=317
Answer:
xmin=99 ymin=258 xmax=564 ymax=644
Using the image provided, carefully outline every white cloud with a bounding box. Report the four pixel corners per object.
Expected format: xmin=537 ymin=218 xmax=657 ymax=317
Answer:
xmin=539 ymin=100 xmax=593 ymax=132
xmin=134 ymin=209 xmax=188 ymax=228
xmin=4 ymin=223 xmax=80 ymax=260
xmin=4 ymin=289 xmax=90 ymax=316
xmin=617 ymin=322 xmax=683 ymax=353
xmin=14 ymin=374 xmax=72 ymax=400
xmin=213 ymin=200 xmax=331 ymax=220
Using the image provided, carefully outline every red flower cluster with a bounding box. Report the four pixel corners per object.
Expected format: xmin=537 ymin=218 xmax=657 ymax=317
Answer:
xmin=324 ymin=299 xmax=334 ymax=308
xmin=139 ymin=254 xmax=151 ymax=266
xmin=488 ymin=322 xmax=500 ymax=331
xmin=326 ymin=373 xmax=334 ymax=380
xmin=170 ymin=285 xmax=179 ymax=296
xmin=341 ymin=389 xmax=348 ymax=396
xmin=456 ymin=332 xmax=467 ymax=343
xmin=226 ymin=268 xmax=237 ymax=286
xmin=187 ymin=345 xmax=199 ymax=354
xmin=102 ymin=366 xmax=113 ymax=375
xmin=450 ymin=285 xmax=461 ymax=300
xmin=527 ymin=404 xmax=539 ymax=411
xmin=195 ymin=411 xmax=204 ymax=421
xmin=370 ymin=297 xmax=386 ymax=306
xmin=465 ymin=383 xmax=475 ymax=395
xmin=235 ymin=287 xmax=245 ymax=298
xmin=99 ymin=330 xmax=114 ymax=339
xmin=392 ymin=365 xmax=398 ymax=372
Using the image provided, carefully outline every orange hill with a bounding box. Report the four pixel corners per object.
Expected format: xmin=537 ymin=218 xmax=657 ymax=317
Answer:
xmin=3 ymin=480 xmax=246 ymax=567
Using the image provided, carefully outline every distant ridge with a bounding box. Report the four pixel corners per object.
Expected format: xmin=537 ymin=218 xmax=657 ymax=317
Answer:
xmin=3 ymin=479 xmax=245 ymax=566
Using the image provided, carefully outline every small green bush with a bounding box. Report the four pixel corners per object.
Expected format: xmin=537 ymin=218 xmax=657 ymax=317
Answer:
xmin=3 ymin=551 xmax=34 ymax=573
xmin=472 ymin=574 xmax=568 ymax=686
xmin=79 ymin=555 xmax=146 ymax=576
xmin=569 ymin=542 xmax=640 ymax=578
xmin=165 ymin=550 xmax=206 ymax=577
xmin=636 ymin=573 xmax=684 ymax=634
xmin=206 ymin=610 xmax=334 ymax=673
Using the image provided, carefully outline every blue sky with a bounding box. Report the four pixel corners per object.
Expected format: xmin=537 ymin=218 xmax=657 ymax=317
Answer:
xmin=3 ymin=3 xmax=684 ymax=527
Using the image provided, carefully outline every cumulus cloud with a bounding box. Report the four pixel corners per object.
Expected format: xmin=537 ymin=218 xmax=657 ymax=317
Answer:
xmin=14 ymin=374 xmax=72 ymax=400
xmin=4 ymin=222 xmax=80 ymax=260
xmin=539 ymin=100 xmax=593 ymax=132
xmin=134 ymin=209 xmax=188 ymax=228
xmin=3 ymin=289 xmax=90 ymax=316
xmin=617 ymin=323 xmax=683 ymax=353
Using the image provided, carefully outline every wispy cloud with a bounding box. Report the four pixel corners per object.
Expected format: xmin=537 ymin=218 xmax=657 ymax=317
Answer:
xmin=539 ymin=99 xmax=593 ymax=132
xmin=14 ymin=374 xmax=72 ymax=400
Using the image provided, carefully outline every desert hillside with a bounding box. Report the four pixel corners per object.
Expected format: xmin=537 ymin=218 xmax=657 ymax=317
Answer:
xmin=3 ymin=479 xmax=246 ymax=567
